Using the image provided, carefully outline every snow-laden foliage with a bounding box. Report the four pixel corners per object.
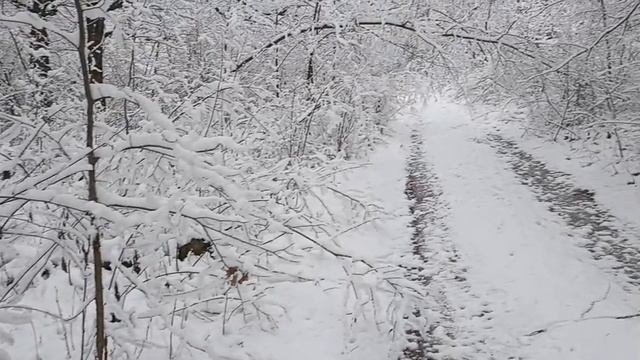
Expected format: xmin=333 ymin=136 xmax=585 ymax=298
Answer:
xmin=2 ymin=0 xmax=639 ymax=358
xmin=429 ymin=0 xmax=640 ymax=179
xmin=0 ymin=1 xmax=422 ymax=359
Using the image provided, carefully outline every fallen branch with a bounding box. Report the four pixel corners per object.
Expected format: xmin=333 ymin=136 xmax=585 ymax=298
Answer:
xmin=526 ymin=311 xmax=640 ymax=337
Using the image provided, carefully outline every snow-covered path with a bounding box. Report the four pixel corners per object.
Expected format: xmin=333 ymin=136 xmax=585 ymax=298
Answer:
xmin=412 ymin=103 xmax=640 ymax=359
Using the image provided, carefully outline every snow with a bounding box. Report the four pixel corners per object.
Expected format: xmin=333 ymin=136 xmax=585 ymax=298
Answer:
xmin=413 ymin=100 xmax=640 ymax=359
xmin=90 ymin=84 xmax=175 ymax=130
xmin=0 ymin=115 xmax=415 ymax=360
xmin=235 ymin=121 xmax=415 ymax=360
xmin=3 ymin=97 xmax=639 ymax=359
xmin=0 ymin=12 xmax=78 ymax=47
xmin=498 ymin=123 xmax=640 ymax=233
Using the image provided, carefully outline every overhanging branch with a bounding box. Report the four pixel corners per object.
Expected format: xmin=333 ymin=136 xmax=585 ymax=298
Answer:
xmin=232 ymin=20 xmax=542 ymax=73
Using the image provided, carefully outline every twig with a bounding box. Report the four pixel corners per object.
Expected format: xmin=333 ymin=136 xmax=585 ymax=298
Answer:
xmin=526 ymin=310 xmax=640 ymax=337
xmin=580 ymin=283 xmax=611 ymax=318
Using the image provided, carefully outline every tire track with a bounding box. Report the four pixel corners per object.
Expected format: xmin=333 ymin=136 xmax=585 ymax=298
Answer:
xmin=488 ymin=133 xmax=640 ymax=290
xmin=402 ymin=129 xmax=498 ymax=359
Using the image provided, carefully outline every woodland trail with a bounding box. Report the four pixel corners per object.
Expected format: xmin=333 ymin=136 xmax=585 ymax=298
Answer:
xmin=401 ymin=104 xmax=640 ymax=360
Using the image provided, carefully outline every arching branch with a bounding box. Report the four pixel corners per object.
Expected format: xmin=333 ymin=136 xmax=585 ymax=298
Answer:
xmin=232 ymin=20 xmax=543 ymax=73
xmin=232 ymin=21 xmax=418 ymax=73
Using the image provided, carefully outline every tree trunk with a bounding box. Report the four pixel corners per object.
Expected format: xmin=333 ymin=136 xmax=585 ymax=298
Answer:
xmin=73 ymin=1 xmax=107 ymax=359
xmin=87 ymin=16 xmax=105 ymax=85
xmin=28 ymin=0 xmax=55 ymax=78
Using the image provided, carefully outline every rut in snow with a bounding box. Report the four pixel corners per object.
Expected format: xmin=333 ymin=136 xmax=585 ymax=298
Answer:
xmin=402 ymin=129 xmax=495 ymax=360
xmin=488 ymin=133 xmax=640 ymax=289
xmin=401 ymin=129 xmax=451 ymax=360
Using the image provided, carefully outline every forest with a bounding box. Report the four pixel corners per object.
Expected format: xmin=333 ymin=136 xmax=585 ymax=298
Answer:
xmin=1 ymin=1 xmax=639 ymax=359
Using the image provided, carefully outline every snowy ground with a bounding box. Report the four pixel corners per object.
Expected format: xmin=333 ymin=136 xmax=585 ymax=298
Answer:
xmin=231 ymin=101 xmax=640 ymax=360
xmin=408 ymin=101 xmax=640 ymax=359
xmin=497 ymin=118 xmax=640 ymax=239
xmin=3 ymin=101 xmax=639 ymax=360
xmin=0 ymin=120 xmax=416 ymax=360
xmin=241 ymin=124 xmax=416 ymax=360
